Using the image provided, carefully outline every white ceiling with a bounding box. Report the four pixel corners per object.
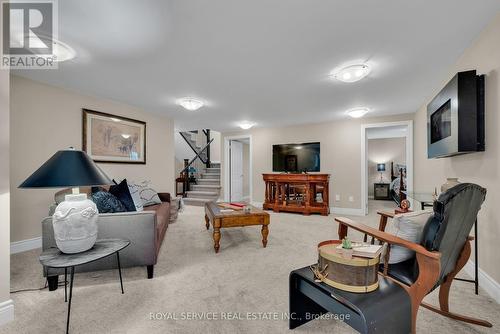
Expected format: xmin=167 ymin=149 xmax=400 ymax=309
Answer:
xmin=16 ymin=0 xmax=500 ymax=131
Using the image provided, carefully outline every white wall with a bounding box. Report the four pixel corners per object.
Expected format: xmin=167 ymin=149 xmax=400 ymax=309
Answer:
xmin=10 ymin=76 xmax=175 ymax=243
xmin=210 ymin=131 xmax=221 ymax=163
xmin=242 ymin=142 xmax=250 ymax=198
xmin=0 ymin=1 xmax=13 ymax=323
xmin=414 ymin=13 xmax=500 ymax=291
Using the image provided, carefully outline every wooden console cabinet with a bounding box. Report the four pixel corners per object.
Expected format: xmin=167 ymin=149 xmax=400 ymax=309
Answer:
xmin=263 ymin=174 xmax=330 ymax=216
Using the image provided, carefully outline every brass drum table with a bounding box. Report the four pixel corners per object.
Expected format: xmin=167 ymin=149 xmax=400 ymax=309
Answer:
xmin=204 ymin=202 xmax=270 ymax=253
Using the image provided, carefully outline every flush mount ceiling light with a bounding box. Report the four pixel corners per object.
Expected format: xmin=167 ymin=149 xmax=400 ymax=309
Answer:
xmin=25 ymin=36 xmax=76 ymax=62
xmin=238 ymin=121 xmax=255 ymax=130
xmin=346 ymin=107 xmax=369 ymax=118
xmin=177 ymin=97 xmax=204 ymax=111
xmin=332 ymin=64 xmax=370 ymax=83
xmin=52 ymin=39 xmax=77 ymax=62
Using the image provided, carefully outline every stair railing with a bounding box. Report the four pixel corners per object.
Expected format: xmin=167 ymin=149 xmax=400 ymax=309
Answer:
xmin=177 ymin=138 xmax=214 ymax=197
xmin=179 ymin=131 xmax=208 ymax=164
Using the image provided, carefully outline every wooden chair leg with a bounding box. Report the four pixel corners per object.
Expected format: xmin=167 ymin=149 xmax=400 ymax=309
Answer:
xmin=420 ymin=239 xmax=492 ymax=327
xmin=406 ymin=253 xmax=441 ymax=334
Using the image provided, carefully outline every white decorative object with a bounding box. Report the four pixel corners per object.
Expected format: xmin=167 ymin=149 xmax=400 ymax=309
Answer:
xmin=441 ymin=178 xmax=460 ymax=192
xmin=52 ymin=192 xmax=98 ymax=254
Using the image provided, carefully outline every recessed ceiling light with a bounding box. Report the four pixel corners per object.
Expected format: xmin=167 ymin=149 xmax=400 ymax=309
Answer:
xmin=346 ymin=107 xmax=369 ymax=118
xmin=177 ymin=97 xmax=204 ymax=111
xmin=121 ymin=134 xmax=131 ymax=139
xmin=332 ymin=64 xmax=370 ymax=83
xmin=239 ymin=121 xmax=255 ymax=130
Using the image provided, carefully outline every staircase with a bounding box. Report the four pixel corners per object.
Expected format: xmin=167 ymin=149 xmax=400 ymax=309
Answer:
xmin=183 ymin=163 xmax=221 ymax=206
xmin=179 ymin=131 xmax=208 ymax=164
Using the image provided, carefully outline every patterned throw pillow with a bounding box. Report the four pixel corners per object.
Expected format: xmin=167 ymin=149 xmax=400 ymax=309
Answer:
xmin=90 ymin=187 xmax=126 ymax=213
xmin=109 ymin=179 xmax=137 ymax=212
xmin=126 ymin=182 xmax=144 ymax=212
xmin=129 ymin=180 xmax=162 ymax=207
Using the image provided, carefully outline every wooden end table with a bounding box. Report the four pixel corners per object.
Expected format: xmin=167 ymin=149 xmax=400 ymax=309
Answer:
xmin=204 ymin=202 xmax=270 ymax=253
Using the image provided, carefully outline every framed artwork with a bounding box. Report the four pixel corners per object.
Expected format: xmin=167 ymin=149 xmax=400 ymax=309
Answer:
xmin=82 ymin=109 xmax=146 ymax=164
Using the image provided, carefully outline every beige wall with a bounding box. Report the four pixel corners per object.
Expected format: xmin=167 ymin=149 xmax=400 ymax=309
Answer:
xmin=222 ymin=113 xmax=414 ymax=209
xmin=10 ymin=76 xmax=175 ymax=242
xmin=367 ymin=137 xmax=406 ymax=197
xmin=414 ymin=13 xmax=500 ymax=283
xmin=0 ymin=62 xmax=11 ymax=310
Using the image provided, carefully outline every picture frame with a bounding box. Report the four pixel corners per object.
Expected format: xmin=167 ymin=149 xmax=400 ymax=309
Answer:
xmin=82 ymin=109 xmax=146 ymax=164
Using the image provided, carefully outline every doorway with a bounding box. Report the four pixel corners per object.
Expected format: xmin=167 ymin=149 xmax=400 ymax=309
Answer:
xmin=361 ymin=121 xmax=413 ymax=215
xmin=224 ymin=135 xmax=252 ymax=203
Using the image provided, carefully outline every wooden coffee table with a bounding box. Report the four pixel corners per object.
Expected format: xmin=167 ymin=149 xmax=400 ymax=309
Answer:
xmin=204 ymin=202 xmax=270 ymax=253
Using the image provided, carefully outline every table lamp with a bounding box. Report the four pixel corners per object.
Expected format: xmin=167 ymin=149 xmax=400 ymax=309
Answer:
xmin=19 ymin=148 xmax=112 ymax=253
xmin=377 ymin=163 xmax=386 ymax=182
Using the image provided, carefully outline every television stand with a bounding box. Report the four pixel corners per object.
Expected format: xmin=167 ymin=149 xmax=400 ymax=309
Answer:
xmin=262 ymin=173 xmax=330 ymax=215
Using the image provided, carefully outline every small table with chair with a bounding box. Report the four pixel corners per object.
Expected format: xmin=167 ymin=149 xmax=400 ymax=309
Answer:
xmin=289 ymin=183 xmax=492 ymax=333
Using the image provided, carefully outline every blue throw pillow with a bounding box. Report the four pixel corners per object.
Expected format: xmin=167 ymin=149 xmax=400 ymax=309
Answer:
xmin=109 ymin=179 xmax=136 ymax=212
xmin=91 ymin=187 xmax=127 ymax=213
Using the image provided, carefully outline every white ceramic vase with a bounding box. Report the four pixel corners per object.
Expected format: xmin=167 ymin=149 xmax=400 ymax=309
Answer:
xmin=52 ymin=193 xmax=98 ymax=254
xmin=441 ymin=178 xmax=460 ymax=193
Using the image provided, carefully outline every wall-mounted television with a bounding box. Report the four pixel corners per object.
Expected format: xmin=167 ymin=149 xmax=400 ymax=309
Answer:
xmin=427 ymin=70 xmax=485 ymax=158
xmin=272 ymin=142 xmax=320 ymax=172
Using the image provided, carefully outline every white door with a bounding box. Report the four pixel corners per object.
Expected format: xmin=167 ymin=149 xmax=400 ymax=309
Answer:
xmin=230 ymin=140 xmax=244 ymax=202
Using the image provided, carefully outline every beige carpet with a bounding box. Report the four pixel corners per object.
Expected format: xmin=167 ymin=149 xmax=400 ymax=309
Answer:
xmin=2 ymin=201 xmax=498 ymax=334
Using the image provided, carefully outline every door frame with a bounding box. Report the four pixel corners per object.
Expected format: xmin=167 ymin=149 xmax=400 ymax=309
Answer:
xmin=223 ymin=134 xmax=253 ymax=203
xmin=361 ymin=120 xmax=413 ymax=215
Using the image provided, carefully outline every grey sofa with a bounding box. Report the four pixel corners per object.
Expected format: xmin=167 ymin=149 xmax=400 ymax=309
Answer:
xmin=41 ymin=191 xmax=171 ymax=291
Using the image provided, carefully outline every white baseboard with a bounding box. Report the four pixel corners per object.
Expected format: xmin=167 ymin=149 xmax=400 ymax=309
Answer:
xmin=330 ymin=207 xmax=365 ymax=216
xmin=0 ymin=300 xmax=14 ymax=327
xmin=463 ymin=260 xmax=500 ymax=303
xmin=10 ymin=237 xmax=42 ymax=254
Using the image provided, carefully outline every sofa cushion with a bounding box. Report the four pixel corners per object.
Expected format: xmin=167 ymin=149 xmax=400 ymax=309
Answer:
xmin=90 ymin=187 xmax=126 ymax=213
xmin=109 ymin=179 xmax=136 ymax=212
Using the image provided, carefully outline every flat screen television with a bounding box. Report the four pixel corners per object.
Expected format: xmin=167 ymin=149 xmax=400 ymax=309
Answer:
xmin=272 ymin=142 xmax=320 ymax=172
xmin=427 ymin=70 xmax=485 ymax=158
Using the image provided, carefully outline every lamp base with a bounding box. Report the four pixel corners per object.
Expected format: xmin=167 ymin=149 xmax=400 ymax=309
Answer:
xmin=52 ymin=193 xmax=99 ymax=254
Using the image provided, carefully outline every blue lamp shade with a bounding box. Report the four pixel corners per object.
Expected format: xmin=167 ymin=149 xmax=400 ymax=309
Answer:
xmin=377 ymin=163 xmax=386 ymax=172
xmin=19 ymin=149 xmax=113 ymax=188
